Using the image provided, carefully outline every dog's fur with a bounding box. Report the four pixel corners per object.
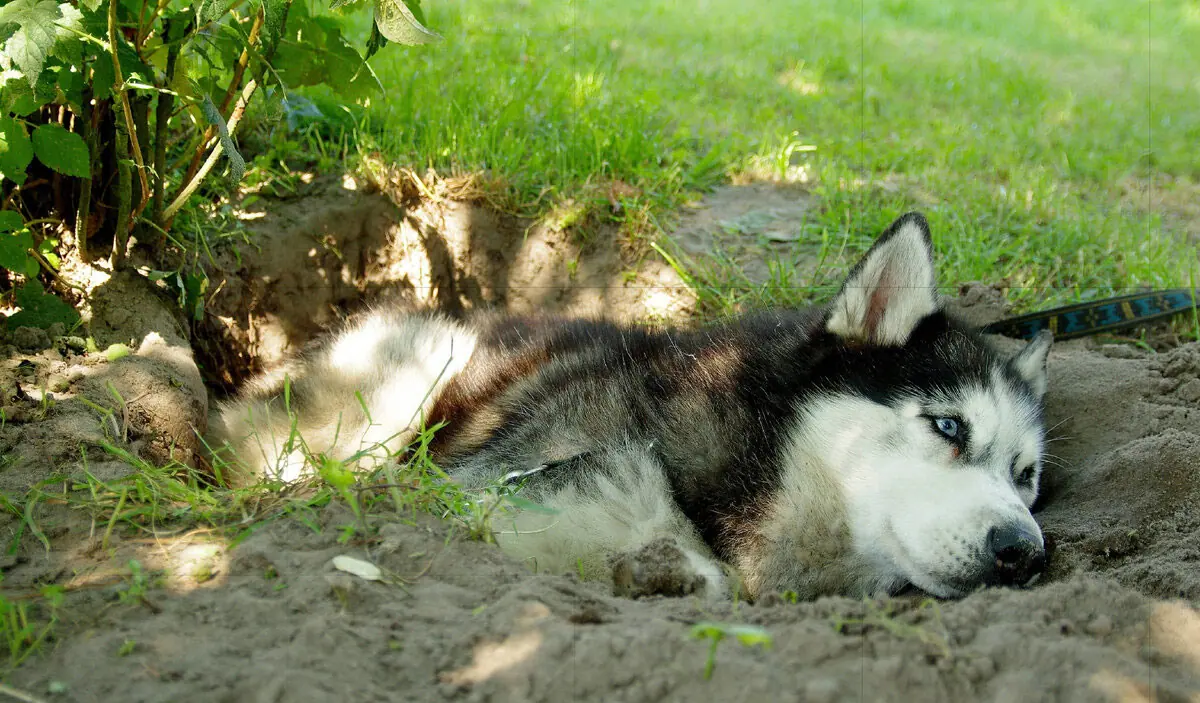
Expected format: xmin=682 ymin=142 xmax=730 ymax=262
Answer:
xmin=210 ymin=212 xmax=1053 ymax=601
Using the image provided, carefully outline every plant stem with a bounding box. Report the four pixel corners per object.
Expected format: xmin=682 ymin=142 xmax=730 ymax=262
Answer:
xmin=152 ymin=43 xmax=180 ymax=228
xmin=163 ymin=79 xmax=259 ymax=225
xmin=113 ymin=116 xmax=132 ymax=270
xmin=107 ymin=0 xmax=152 ymax=227
xmin=131 ymin=94 xmax=151 ymax=220
xmin=177 ymin=9 xmax=264 ymax=196
xmin=74 ymin=85 xmax=96 ymax=259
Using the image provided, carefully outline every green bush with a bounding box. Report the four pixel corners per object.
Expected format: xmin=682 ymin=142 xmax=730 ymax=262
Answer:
xmin=0 ymin=0 xmax=439 ymax=329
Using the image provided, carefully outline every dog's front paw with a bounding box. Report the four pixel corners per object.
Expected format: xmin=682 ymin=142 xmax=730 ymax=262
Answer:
xmin=609 ymin=537 xmax=727 ymax=601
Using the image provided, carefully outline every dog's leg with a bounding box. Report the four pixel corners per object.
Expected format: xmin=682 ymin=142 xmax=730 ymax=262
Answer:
xmin=472 ymin=442 xmax=730 ymax=601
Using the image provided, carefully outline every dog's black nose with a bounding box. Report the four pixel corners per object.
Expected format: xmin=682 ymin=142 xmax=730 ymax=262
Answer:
xmin=986 ymin=524 xmax=1046 ymax=587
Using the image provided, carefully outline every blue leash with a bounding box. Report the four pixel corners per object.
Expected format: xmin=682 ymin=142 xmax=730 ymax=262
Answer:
xmin=981 ymin=289 xmax=1198 ymax=341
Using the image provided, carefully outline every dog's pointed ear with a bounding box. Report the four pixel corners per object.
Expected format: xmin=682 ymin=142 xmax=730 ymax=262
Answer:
xmin=1009 ymin=329 xmax=1053 ymax=399
xmin=826 ymin=212 xmax=940 ymax=346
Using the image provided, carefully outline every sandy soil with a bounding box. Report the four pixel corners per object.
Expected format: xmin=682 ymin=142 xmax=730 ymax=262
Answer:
xmin=2 ymin=179 xmax=1199 ymax=703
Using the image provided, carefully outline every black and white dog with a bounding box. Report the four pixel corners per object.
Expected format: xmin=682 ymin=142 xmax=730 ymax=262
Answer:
xmin=211 ymin=212 xmax=1052 ymax=601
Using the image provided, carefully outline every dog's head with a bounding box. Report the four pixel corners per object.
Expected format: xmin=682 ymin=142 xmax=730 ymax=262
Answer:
xmin=806 ymin=212 xmax=1052 ymax=598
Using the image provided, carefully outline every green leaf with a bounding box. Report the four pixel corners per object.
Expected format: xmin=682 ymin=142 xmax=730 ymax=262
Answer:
xmin=0 ymin=211 xmax=22 ymax=232
xmin=689 ymin=622 xmax=727 ymax=641
xmin=103 ymin=343 xmax=131 ymax=361
xmin=402 ymin=0 xmax=429 ymax=26
xmin=1 ymin=78 xmax=46 ymax=115
xmin=0 ymin=0 xmax=63 ymax=87
xmin=0 ymin=210 xmax=37 ymax=278
xmin=183 ymin=271 xmax=208 ymax=321
xmin=196 ymin=0 xmax=238 ymax=25
xmin=52 ymin=2 xmax=82 ymax=36
xmin=52 ymin=63 xmax=83 ymax=111
xmin=37 ymin=237 xmax=60 ymax=270
xmin=199 ymin=96 xmax=246 ymax=184
xmin=365 ymin=21 xmax=387 ymax=60
xmin=1 ymin=62 xmax=56 ymax=115
xmin=7 ymin=280 xmax=79 ymax=330
xmin=91 ymin=38 xmax=152 ymax=101
xmin=49 ymin=3 xmax=84 ymax=64
xmin=372 ymin=0 xmax=441 ymax=46
xmin=0 ymin=116 xmax=34 ymax=185
xmin=728 ymin=625 xmax=773 ymax=648
xmin=0 ymin=227 xmax=36 ymax=276
xmin=31 ymin=123 xmax=90 ymax=177
xmin=259 ymin=0 xmax=292 ymax=58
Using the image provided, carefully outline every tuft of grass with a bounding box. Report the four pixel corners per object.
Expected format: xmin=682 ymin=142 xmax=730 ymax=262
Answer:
xmin=689 ymin=621 xmax=774 ymax=680
xmin=0 ymin=581 xmax=62 ymax=673
xmin=830 ymin=598 xmax=952 ymax=659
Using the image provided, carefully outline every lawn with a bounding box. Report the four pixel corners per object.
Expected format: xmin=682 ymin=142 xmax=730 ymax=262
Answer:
xmin=335 ymin=0 xmax=1198 ymax=315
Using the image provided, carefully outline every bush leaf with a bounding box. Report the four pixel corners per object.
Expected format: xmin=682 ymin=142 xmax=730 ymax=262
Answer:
xmin=0 ymin=116 xmax=34 ymax=185
xmin=0 ymin=0 xmax=63 ymax=87
xmin=7 ymin=279 xmax=79 ymax=330
xmin=0 ymin=229 xmax=36 ymax=278
xmin=31 ymin=123 xmax=90 ymax=177
xmin=373 ymin=0 xmax=441 ymax=46
xmin=259 ymin=0 xmax=293 ymax=57
xmin=0 ymin=211 xmax=23 ymax=233
xmin=365 ymin=21 xmax=388 ymax=59
xmin=0 ymin=210 xmax=37 ymax=278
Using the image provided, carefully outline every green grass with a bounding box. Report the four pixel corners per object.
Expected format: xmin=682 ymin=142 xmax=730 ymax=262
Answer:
xmin=319 ymin=0 xmax=1199 ymax=315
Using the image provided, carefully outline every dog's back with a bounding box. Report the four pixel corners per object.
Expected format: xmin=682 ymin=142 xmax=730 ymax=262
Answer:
xmin=209 ymin=308 xmax=479 ymax=483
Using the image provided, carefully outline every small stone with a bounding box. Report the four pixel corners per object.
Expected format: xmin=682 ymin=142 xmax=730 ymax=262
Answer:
xmin=1086 ymin=615 xmax=1114 ymax=637
xmin=975 ymin=656 xmax=996 ymax=678
xmin=1163 ymin=358 xmax=1190 ymax=378
xmin=802 ymin=678 xmax=839 ymax=703
xmin=756 ymin=592 xmax=784 ymax=608
xmin=12 ymin=326 xmax=51 ymax=352
xmin=1099 ymin=344 xmax=1139 ymax=359
xmin=876 ymin=656 xmax=902 ymax=678
xmin=325 ymin=572 xmax=357 ymax=601
xmin=1177 ymin=379 xmax=1200 ymax=403
xmin=62 ymin=335 xmax=88 ymax=353
xmin=1158 ymin=377 xmax=1181 ymax=393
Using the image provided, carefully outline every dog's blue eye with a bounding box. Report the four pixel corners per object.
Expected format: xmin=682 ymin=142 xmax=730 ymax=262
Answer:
xmin=934 ymin=417 xmax=959 ymax=438
xmin=1016 ymin=466 xmax=1036 ymax=486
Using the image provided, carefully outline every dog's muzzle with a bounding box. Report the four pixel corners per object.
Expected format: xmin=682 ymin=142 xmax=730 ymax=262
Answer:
xmin=984 ymin=524 xmax=1046 ymax=587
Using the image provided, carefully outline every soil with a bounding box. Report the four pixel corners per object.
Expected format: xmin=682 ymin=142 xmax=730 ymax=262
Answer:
xmin=2 ymin=176 xmax=1200 ymax=703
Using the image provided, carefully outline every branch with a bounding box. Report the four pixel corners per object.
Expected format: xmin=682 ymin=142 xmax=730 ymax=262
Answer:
xmin=113 ymin=115 xmax=132 ymax=270
xmin=138 ymin=0 xmax=172 ymax=48
xmin=162 ymin=79 xmax=258 ymax=225
xmin=152 ymin=43 xmax=181 ymax=227
xmin=108 ymin=0 xmax=152 ymax=226
xmin=74 ymin=84 xmax=97 ymax=259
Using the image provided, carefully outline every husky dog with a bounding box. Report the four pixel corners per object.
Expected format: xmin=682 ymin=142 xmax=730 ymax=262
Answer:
xmin=210 ymin=212 xmax=1053 ymax=601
